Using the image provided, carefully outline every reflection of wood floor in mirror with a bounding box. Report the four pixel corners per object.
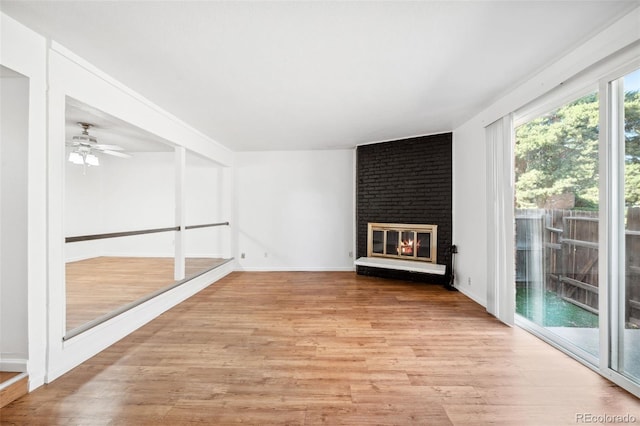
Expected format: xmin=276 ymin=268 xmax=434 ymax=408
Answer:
xmin=65 ymin=256 xmax=227 ymax=331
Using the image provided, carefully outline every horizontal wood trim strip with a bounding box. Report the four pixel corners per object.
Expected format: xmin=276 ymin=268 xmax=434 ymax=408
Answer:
xmin=559 ymin=275 xmax=598 ymax=293
xmin=560 ymin=295 xmax=599 ymax=314
xmin=66 ymin=222 xmax=230 ymax=243
xmin=65 ymin=226 xmax=180 ymax=243
xmin=563 ymin=216 xmax=599 ymax=222
xmin=184 ymin=222 xmax=229 ymax=230
xmin=560 ymin=238 xmax=598 ymax=249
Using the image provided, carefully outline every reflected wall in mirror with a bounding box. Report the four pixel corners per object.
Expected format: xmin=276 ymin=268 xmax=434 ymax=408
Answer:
xmin=64 ymin=97 xmax=231 ymax=335
xmin=184 ymin=151 xmax=229 ymax=280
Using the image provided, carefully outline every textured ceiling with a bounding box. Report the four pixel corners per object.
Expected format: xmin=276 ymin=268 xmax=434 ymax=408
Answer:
xmin=2 ymin=1 xmax=638 ymax=151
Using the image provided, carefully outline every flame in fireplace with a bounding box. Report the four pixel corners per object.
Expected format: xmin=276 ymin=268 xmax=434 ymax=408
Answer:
xmin=398 ymin=239 xmax=420 ymax=255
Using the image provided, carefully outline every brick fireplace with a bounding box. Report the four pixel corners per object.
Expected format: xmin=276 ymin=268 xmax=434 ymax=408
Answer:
xmin=356 ymin=133 xmax=452 ymax=283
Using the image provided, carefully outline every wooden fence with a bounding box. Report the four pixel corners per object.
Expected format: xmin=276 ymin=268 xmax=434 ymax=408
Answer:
xmin=627 ymin=208 xmax=640 ymax=326
xmin=516 ymin=207 xmax=640 ymax=325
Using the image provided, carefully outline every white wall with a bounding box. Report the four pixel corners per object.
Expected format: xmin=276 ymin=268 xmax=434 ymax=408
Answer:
xmin=452 ymin=7 xmax=640 ymax=307
xmin=186 ymin=152 xmax=223 ymax=224
xmin=235 ymin=150 xmax=354 ymax=271
xmin=65 ymin=152 xmax=176 ymax=261
xmin=98 ymin=152 xmax=175 ymax=257
xmin=185 ymin=152 xmax=225 ymax=257
xmin=452 ymin=124 xmax=488 ymax=305
xmin=65 ymin=152 xmax=176 ymax=235
xmin=0 ymin=13 xmax=48 ymax=389
xmin=0 ymin=73 xmax=29 ymax=370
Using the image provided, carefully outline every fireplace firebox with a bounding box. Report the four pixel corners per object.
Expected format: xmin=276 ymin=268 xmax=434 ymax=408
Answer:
xmin=367 ymin=223 xmax=437 ymax=263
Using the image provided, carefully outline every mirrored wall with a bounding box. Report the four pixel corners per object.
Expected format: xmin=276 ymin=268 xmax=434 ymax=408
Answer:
xmin=64 ymin=97 xmax=230 ymax=336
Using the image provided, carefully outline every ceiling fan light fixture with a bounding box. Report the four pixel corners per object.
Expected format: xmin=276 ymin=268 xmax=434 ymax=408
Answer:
xmin=68 ymin=151 xmax=84 ymax=165
xmin=66 ymin=122 xmax=130 ymax=165
xmin=85 ymin=153 xmax=99 ymax=166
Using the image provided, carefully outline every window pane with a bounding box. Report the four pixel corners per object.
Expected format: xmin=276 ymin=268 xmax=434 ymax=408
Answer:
xmin=620 ymin=68 xmax=640 ymax=382
xmin=515 ymin=90 xmax=600 ymax=358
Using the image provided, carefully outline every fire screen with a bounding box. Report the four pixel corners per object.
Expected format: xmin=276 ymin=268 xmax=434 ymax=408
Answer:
xmin=367 ymin=223 xmax=437 ymax=263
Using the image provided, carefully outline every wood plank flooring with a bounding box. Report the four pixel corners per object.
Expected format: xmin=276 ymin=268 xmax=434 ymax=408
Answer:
xmin=3 ymin=272 xmax=639 ymax=425
xmin=0 ymin=373 xmax=20 ymax=383
xmin=65 ymin=256 xmax=227 ymax=331
xmin=0 ymin=375 xmax=28 ymax=410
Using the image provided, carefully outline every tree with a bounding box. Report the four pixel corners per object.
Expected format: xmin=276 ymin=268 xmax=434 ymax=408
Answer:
xmin=515 ymin=92 xmax=599 ymax=209
xmin=625 ymin=90 xmax=640 ymax=207
xmin=514 ymin=90 xmax=640 ymax=210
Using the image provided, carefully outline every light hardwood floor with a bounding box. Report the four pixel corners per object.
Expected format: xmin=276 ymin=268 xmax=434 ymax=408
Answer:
xmin=0 ymin=374 xmax=28 ymax=410
xmin=0 ymin=373 xmax=20 ymax=383
xmin=65 ymin=256 xmax=227 ymax=331
xmin=3 ymin=272 xmax=639 ymax=425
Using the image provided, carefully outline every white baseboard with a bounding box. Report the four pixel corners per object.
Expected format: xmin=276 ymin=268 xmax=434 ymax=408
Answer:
xmin=455 ymin=285 xmax=487 ymax=308
xmin=0 ymin=358 xmax=27 ymax=373
xmin=235 ymin=266 xmax=355 ymax=272
xmin=27 ymin=373 xmax=45 ymax=391
xmin=1 ymin=357 xmax=45 ymax=390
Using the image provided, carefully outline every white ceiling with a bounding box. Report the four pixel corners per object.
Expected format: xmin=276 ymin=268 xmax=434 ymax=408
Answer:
xmin=2 ymin=1 xmax=638 ymax=151
xmin=66 ymin=97 xmax=174 ymax=153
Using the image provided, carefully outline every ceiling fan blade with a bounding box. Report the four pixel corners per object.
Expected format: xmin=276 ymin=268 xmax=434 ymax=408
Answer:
xmin=95 ymin=144 xmax=124 ymax=151
xmin=102 ymin=150 xmax=132 ymax=158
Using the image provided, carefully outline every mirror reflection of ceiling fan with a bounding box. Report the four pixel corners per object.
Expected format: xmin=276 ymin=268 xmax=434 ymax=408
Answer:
xmin=66 ymin=122 xmax=132 ymax=167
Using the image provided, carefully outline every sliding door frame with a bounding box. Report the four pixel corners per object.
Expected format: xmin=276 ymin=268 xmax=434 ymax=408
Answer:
xmin=598 ymin=59 xmax=640 ymax=396
xmin=509 ymin=51 xmax=640 ymax=398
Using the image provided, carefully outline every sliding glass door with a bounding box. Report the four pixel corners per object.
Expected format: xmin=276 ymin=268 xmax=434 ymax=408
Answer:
xmin=613 ymin=68 xmax=640 ymax=383
xmin=515 ymin=90 xmax=601 ymax=360
xmin=513 ymin=63 xmax=640 ymax=396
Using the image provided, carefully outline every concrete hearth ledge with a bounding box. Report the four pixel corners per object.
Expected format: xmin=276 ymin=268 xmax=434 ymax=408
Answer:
xmin=354 ymin=257 xmax=446 ymax=275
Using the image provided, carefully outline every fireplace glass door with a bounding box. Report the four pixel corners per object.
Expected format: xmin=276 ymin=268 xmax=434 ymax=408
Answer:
xmin=367 ymin=223 xmax=437 ymax=263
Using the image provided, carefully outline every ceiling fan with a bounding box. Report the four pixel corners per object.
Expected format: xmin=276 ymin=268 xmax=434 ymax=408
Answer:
xmin=66 ymin=122 xmax=131 ymax=167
